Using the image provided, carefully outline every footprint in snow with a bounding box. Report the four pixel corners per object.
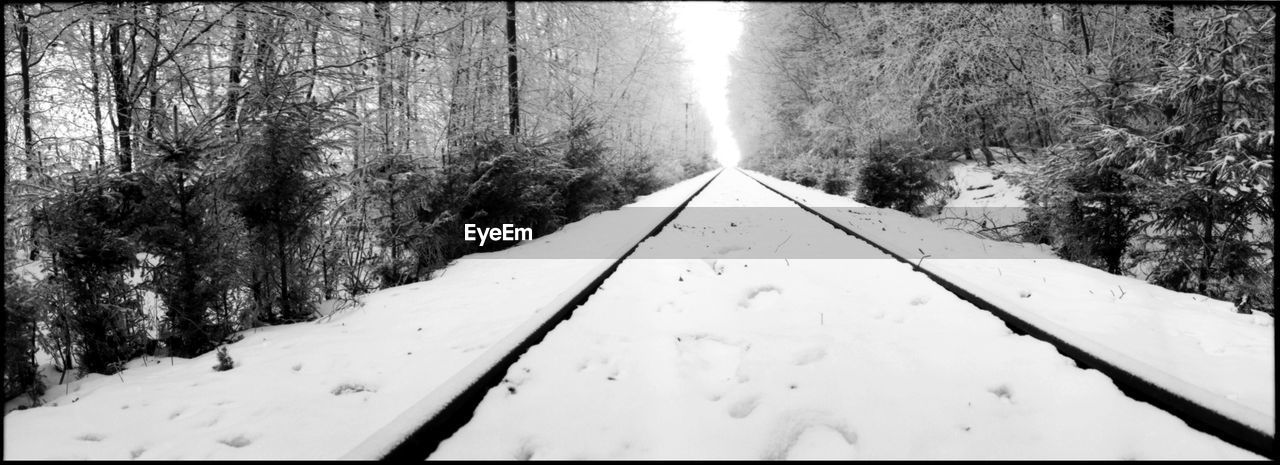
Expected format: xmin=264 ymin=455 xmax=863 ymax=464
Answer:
xmin=761 ymin=411 xmax=858 ymax=460
xmin=739 ymin=285 xmax=782 ymax=310
xmin=675 ymin=334 xmax=748 ymax=397
xmin=792 ymin=346 xmax=827 ymax=366
xmin=513 ymin=438 xmax=537 ymax=460
xmin=728 ymin=395 xmax=762 ymax=419
xmin=76 ymin=433 xmax=105 ymax=442
xmin=331 ymin=383 xmax=375 ymax=396
xmin=219 ymin=434 xmax=253 ymax=448
xmin=988 ymin=384 xmax=1014 ymax=403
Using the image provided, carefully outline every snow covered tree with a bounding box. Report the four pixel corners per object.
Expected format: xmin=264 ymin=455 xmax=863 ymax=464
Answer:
xmin=856 ymin=141 xmax=939 ymax=215
xmin=37 ymin=174 xmax=149 ymax=375
xmin=4 ymin=263 xmax=44 ymax=400
xmin=232 ymin=72 xmax=333 ymax=324
xmin=1087 ymin=7 xmax=1273 ymax=305
xmin=133 ymin=119 xmax=244 ymax=357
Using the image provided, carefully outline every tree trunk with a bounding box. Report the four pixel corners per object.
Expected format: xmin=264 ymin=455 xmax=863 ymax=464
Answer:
xmin=226 ymin=10 xmax=245 ymax=136
xmin=88 ymin=21 xmax=107 ymax=168
xmin=16 ymin=5 xmax=36 ymax=180
xmin=506 ymin=1 xmax=520 ymax=136
xmin=278 ymin=229 xmax=290 ymax=321
xmin=108 ymin=11 xmax=134 ymax=173
xmin=374 ymin=2 xmax=392 ymax=159
xmin=144 ymin=4 xmax=164 ymax=143
xmin=1198 ymin=170 xmax=1217 ymax=295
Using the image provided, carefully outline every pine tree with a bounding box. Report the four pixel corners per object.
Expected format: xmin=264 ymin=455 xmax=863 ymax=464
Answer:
xmin=134 ymin=121 xmax=242 ymax=357
xmin=856 ymin=144 xmax=939 ymax=215
xmin=1088 ymin=7 xmax=1273 ymax=304
xmin=232 ymin=74 xmax=332 ymax=323
xmin=38 ymin=174 xmax=148 ymax=375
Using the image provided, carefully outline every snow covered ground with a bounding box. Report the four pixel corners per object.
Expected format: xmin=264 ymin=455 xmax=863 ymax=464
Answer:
xmin=1 ymin=171 xmax=717 ymax=460
xmin=4 ymin=168 xmax=1270 ymax=459
xmin=430 ymin=169 xmax=1257 ymax=459
xmin=929 ymin=156 xmax=1033 ymax=238
xmin=747 ymin=170 xmax=1275 ymax=439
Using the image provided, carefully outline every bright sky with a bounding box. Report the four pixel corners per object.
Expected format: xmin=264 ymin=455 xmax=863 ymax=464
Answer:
xmin=672 ymin=2 xmax=743 ymax=167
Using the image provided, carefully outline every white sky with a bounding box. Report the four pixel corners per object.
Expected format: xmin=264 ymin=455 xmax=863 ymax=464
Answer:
xmin=672 ymin=2 xmax=743 ymax=167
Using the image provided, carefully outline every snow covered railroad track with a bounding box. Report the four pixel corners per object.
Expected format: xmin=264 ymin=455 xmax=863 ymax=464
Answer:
xmin=415 ymin=169 xmax=1260 ymax=460
xmin=343 ymin=169 xmax=725 ymax=460
xmin=740 ymin=170 xmax=1274 ymax=459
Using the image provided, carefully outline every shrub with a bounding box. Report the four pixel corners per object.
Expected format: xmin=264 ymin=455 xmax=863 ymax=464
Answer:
xmin=820 ymin=166 xmax=850 ymax=196
xmin=856 ymin=146 xmax=938 ymax=215
xmin=1021 ymin=148 xmax=1146 ymax=275
xmin=212 ymin=346 xmax=234 ymax=371
xmin=232 ymin=74 xmax=332 ymax=323
xmin=4 ymin=267 xmax=44 ymax=400
xmin=38 ymin=174 xmax=149 ymax=375
xmin=561 ymin=118 xmax=615 ymax=220
xmin=614 ymin=151 xmax=663 ymax=202
xmin=134 ymin=135 xmax=242 ymax=357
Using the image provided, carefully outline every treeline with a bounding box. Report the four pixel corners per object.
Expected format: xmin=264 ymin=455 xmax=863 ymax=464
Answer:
xmin=729 ymin=5 xmax=1273 ymax=312
xmin=3 ymin=2 xmax=715 ymax=399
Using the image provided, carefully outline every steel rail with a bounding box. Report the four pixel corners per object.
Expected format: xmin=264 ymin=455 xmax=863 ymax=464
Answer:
xmin=739 ymin=168 xmax=1275 ymax=459
xmin=343 ymin=168 xmax=724 ymax=460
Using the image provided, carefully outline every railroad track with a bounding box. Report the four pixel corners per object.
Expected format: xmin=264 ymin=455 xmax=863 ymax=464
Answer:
xmin=344 ymin=167 xmax=1272 ymax=460
xmin=739 ymin=169 xmax=1274 ymax=459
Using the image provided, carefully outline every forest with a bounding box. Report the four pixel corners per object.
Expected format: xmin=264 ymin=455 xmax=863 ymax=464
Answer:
xmin=730 ymin=5 xmax=1273 ymax=314
xmin=3 ymin=2 xmax=715 ymax=400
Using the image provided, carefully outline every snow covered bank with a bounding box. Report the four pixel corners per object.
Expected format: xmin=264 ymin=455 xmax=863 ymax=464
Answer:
xmin=929 ymin=157 xmax=1033 ymax=239
xmin=431 ymin=169 xmax=1256 ymax=459
xmin=2 ymin=171 xmax=718 ymax=460
xmin=745 ymin=169 xmax=1275 ymax=439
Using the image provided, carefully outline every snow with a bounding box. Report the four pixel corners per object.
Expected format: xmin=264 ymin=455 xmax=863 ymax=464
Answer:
xmin=2 ymin=171 xmax=718 ymax=460
xmin=744 ymin=169 xmax=1275 ymax=437
xmin=4 ymin=167 xmax=1270 ymax=459
xmin=942 ymin=159 xmax=1029 ymax=209
xmin=429 ymin=169 xmax=1258 ymax=459
xmin=929 ymin=157 xmax=1032 ymax=238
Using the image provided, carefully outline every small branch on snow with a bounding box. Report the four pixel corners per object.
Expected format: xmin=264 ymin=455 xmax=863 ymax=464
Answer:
xmin=775 ymin=234 xmax=792 ymax=253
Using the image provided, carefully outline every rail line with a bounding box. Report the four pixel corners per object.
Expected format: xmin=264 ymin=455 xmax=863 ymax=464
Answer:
xmin=346 ymin=167 xmax=1272 ymax=460
xmin=738 ymin=169 xmax=1274 ymax=459
xmin=343 ymin=168 xmax=724 ymax=460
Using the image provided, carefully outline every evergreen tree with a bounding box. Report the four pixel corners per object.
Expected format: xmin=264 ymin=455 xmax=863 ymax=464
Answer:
xmin=4 ymin=264 xmax=44 ymax=400
xmin=38 ymin=174 xmax=148 ymax=374
xmin=232 ymin=74 xmax=332 ymax=323
xmin=134 ymin=125 xmax=243 ymax=357
xmin=1087 ymin=7 xmax=1273 ymax=303
xmin=856 ymin=143 xmax=939 ymax=214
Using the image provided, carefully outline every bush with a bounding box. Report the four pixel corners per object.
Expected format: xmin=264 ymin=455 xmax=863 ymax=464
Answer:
xmin=561 ymin=118 xmax=616 ymax=220
xmin=820 ymin=167 xmax=850 ymax=196
xmin=134 ymin=135 xmax=243 ymax=357
xmin=212 ymin=346 xmax=234 ymax=371
xmin=856 ymin=146 xmax=939 ymax=215
xmin=38 ymin=174 xmax=149 ymax=375
xmin=457 ymin=138 xmax=573 ymax=243
xmin=1021 ymin=149 xmax=1146 ymax=275
xmin=4 ymin=268 xmax=44 ymax=400
xmin=232 ymin=74 xmax=331 ymax=323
